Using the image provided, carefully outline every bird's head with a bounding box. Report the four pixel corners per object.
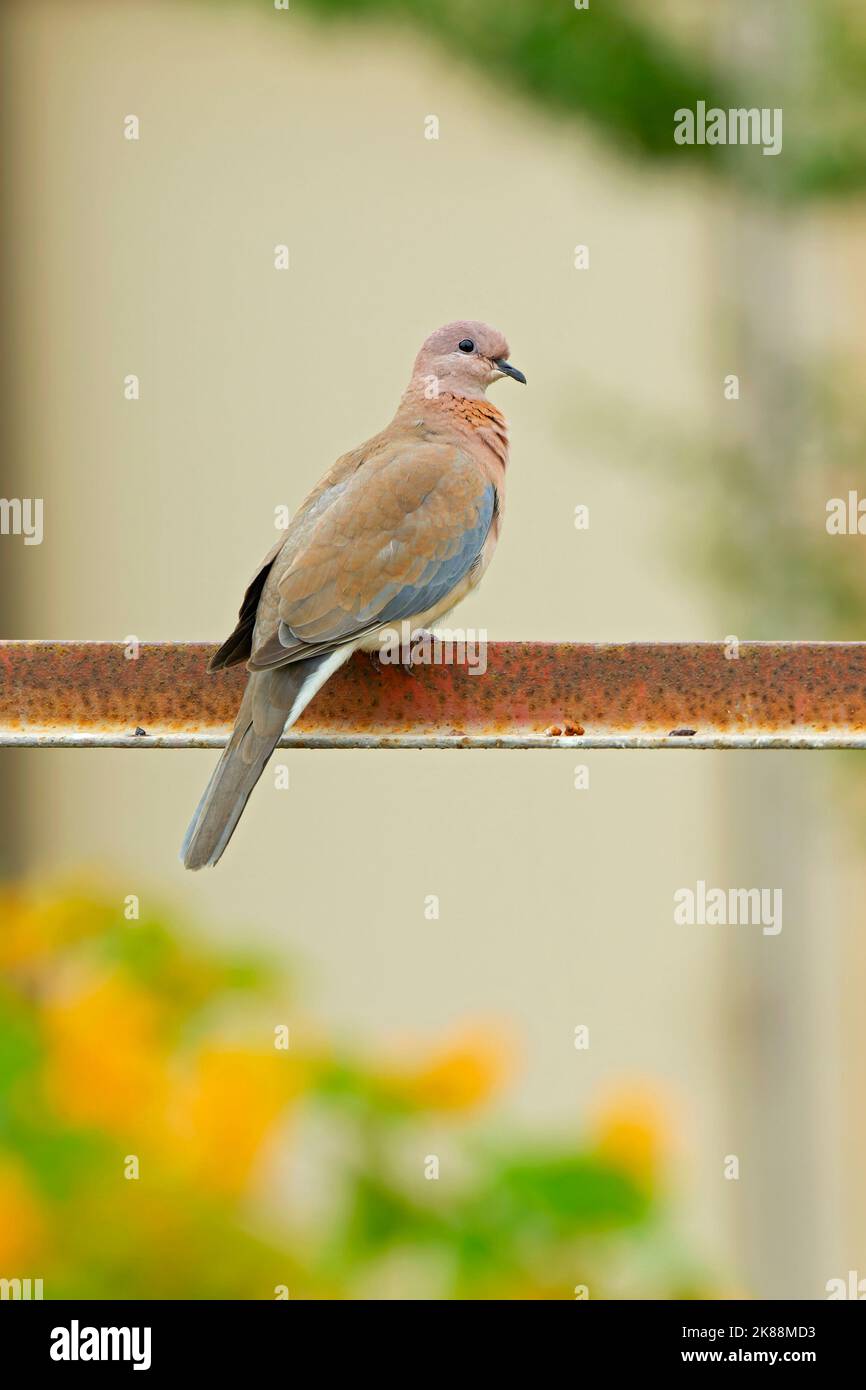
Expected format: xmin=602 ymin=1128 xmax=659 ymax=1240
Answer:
xmin=410 ymin=320 xmax=526 ymax=398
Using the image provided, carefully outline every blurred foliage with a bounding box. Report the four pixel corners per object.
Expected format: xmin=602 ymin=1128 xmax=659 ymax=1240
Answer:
xmin=273 ymin=0 xmax=866 ymax=200
xmin=568 ymin=365 xmax=866 ymax=637
xmin=304 ymin=0 xmax=726 ymax=166
xmin=0 ymin=883 xmax=721 ymax=1299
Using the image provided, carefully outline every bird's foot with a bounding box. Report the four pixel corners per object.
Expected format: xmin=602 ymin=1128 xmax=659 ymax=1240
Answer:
xmin=401 ymin=628 xmax=435 ymax=677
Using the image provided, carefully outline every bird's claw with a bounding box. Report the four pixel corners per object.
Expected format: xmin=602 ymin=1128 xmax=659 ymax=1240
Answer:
xmin=401 ymin=628 xmax=435 ymax=677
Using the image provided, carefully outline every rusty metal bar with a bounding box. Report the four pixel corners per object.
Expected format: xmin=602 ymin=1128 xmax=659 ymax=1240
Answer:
xmin=0 ymin=640 xmax=865 ymax=749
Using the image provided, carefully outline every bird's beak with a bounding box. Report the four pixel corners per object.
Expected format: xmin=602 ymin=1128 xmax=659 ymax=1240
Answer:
xmin=493 ymin=357 xmax=527 ymax=385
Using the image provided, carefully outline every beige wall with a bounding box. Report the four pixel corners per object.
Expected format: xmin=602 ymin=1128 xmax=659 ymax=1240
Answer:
xmin=3 ymin=0 xmax=863 ymax=1296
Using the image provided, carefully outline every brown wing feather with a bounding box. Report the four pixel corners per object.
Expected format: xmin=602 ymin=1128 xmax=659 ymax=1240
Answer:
xmin=248 ymin=442 xmax=488 ymax=670
xmin=207 ymin=539 xmax=283 ymax=671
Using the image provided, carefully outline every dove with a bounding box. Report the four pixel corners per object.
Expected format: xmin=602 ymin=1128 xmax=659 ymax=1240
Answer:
xmin=181 ymin=320 xmax=525 ymax=868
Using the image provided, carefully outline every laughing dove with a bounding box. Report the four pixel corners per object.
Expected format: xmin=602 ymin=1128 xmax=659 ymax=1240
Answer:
xmin=181 ymin=320 xmax=525 ymax=868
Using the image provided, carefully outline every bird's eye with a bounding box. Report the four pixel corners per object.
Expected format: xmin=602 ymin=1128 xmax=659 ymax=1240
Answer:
xmin=458 ymin=338 xmax=475 ymax=353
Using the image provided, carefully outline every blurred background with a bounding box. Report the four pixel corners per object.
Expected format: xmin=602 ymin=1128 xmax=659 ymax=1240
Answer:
xmin=1 ymin=0 xmax=866 ymax=1299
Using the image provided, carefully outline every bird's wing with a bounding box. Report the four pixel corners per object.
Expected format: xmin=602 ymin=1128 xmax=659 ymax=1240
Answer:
xmin=207 ymin=446 xmax=369 ymax=671
xmin=248 ymin=439 xmax=495 ymax=671
xmin=207 ymin=538 xmax=285 ymax=671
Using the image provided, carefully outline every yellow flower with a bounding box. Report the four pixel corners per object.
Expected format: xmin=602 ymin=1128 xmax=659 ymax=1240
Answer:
xmin=0 ymin=1155 xmax=45 ymax=1267
xmin=591 ymin=1083 xmax=673 ymax=1191
xmin=171 ymin=1046 xmax=305 ymax=1195
xmin=375 ymin=1025 xmax=514 ymax=1112
xmin=43 ymin=971 xmax=168 ymax=1137
xmin=0 ymin=884 xmax=108 ymax=970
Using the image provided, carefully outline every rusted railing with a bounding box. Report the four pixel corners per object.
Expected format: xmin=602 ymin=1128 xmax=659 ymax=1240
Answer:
xmin=0 ymin=640 xmax=864 ymax=748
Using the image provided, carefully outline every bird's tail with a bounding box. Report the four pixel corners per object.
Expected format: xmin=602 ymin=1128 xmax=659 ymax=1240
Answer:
xmin=181 ymin=654 xmax=340 ymax=869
